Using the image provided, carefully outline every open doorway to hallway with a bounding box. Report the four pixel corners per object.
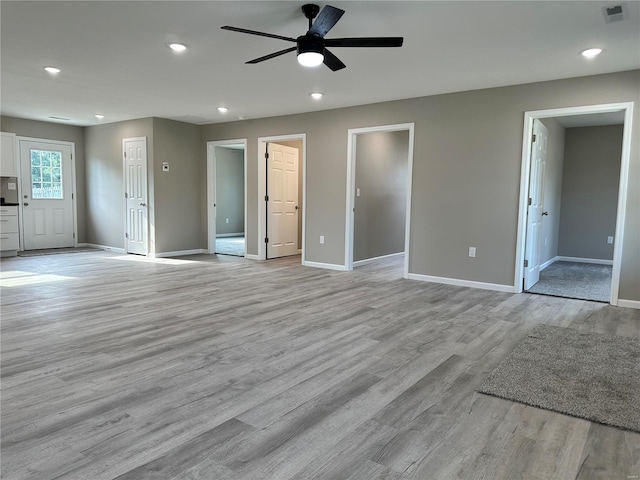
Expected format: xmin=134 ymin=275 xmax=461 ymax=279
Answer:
xmin=345 ymin=123 xmax=415 ymax=277
xmin=516 ymin=103 xmax=633 ymax=305
xmin=207 ymin=140 xmax=247 ymax=257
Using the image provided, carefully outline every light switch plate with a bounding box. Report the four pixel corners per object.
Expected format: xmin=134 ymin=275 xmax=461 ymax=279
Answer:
xmin=7 ymin=182 xmax=16 ymax=190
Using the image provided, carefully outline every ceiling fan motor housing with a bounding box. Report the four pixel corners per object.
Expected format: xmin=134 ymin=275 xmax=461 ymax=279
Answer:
xmin=297 ymin=34 xmax=324 ymax=56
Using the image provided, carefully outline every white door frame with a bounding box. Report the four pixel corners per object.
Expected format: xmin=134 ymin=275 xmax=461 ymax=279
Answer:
xmin=258 ymin=134 xmax=306 ymax=261
xmin=345 ymin=123 xmax=415 ymax=277
xmin=206 ymin=139 xmax=247 ymax=254
xmin=514 ymin=102 xmax=634 ymax=305
xmin=122 ymin=136 xmax=148 ymax=255
xmin=17 ymin=136 xmax=78 ymax=250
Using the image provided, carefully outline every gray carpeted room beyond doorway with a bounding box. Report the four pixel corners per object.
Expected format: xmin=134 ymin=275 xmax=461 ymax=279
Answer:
xmin=526 ymin=261 xmax=612 ymax=302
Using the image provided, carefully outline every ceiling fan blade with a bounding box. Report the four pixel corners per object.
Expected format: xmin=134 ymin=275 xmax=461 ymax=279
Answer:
xmin=308 ymin=5 xmax=345 ymax=38
xmin=221 ymin=26 xmax=296 ymax=43
xmin=325 ymin=37 xmax=404 ymax=48
xmin=323 ymin=49 xmax=346 ymax=71
xmin=246 ymin=46 xmax=297 ymax=64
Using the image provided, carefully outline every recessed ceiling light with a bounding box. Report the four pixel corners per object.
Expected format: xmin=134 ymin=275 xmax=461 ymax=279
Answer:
xmin=310 ymin=92 xmax=323 ymax=100
xmin=168 ymin=43 xmax=187 ymax=53
xmin=44 ymin=66 xmax=61 ymax=74
xmin=237 ymin=115 xmax=246 ymax=120
xmin=581 ymin=48 xmax=603 ymax=58
xmin=217 ymin=107 xmax=229 ymax=113
xmin=95 ymin=114 xmax=105 ymax=120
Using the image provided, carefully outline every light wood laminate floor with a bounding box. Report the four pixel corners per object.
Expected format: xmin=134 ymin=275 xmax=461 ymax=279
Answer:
xmin=1 ymin=251 xmax=639 ymax=480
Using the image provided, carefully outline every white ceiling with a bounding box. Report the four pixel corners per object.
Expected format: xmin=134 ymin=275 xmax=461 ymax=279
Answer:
xmin=1 ymin=1 xmax=639 ymax=127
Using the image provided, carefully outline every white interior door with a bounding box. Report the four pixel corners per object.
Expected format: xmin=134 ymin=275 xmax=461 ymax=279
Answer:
xmin=19 ymin=139 xmax=74 ymax=250
xmin=266 ymin=143 xmax=298 ymax=258
xmin=123 ymin=137 xmax=148 ymax=255
xmin=524 ymin=119 xmax=548 ymax=289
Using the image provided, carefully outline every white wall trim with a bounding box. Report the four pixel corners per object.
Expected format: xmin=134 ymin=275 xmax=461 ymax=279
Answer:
xmin=617 ymin=299 xmax=640 ymax=310
xmin=216 ymin=232 xmax=245 ymax=238
xmin=514 ymin=102 xmax=634 ymax=308
xmin=245 ymin=254 xmax=260 ymax=260
xmin=539 ymin=257 xmax=557 ymax=270
xmin=83 ymin=243 xmax=126 ymax=253
xmin=207 ymin=139 xmax=248 ymax=255
xmin=257 ymin=133 xmax=306 ymax=262
xmin=554 ymin=256 xmax=614 ymax=266
xmin=303 ymin=260 xmax=348 ymax=271
xmin=150 ymin=249 xmax=207 ymax=258
xmin=407 ymin=272 xmax=516 ymax=293
xmin=345 ymin=123 xmax=415 ymax=278
xmin=353 ymin=252 xmax=404 ymax=267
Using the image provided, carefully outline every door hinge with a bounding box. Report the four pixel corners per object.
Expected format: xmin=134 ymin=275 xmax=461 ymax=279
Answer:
xmin=124 ymin=152 xmax=127 ymax=158
xmin=265 ymin=152 xmax=269 ymax=159
xmin=71 ymin=154 xmax=73 ymax=160
xmin=73 ymin=232 xmax=75 ymax=239
xmin=532 ymin=134 xmax=536 ymax=143
xmin=72 ymin=193 xmax=74 ymax=200
xmin=265 ymin=195 xmax=269 ymax=202
xmin=125 ymin=233 xmax=129 ymax=239
xmin=265 ymin=237 xmax=269 ymax=244
xmin=524 ymin=259 xmax=529 ymax=268
xmin=528 ymin=197 xmax=532 ymax=206
xmin=125 ymin=192 xmax=128 ymax=198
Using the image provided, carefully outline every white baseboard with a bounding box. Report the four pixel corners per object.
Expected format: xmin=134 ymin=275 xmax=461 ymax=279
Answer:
xmin=407 ymin=272 xmax=515 ymax=293
xmin=540 ymin=256 xmax=557 ymax=270
xmin=354 ymin=251 xmax=403 ymax=267
xmin=616 ymin=299 xmax=640 ymax=310
xmin=303 ymin=260 xmax=348 ymax=271
xmin=555 ymin=256 xmax=613 ymax=266
xmin=83 ymin=243 xmax=125 ymax=254
xmin=151 ymin=249 xmax=207 ymax=258
xmin=216 ymin=233 xmax=245 ymax=238
xmin=245 ymin=254 xmax=260 ymax=260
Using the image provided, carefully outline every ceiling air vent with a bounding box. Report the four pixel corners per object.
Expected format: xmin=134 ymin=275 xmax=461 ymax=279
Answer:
xmin=602 ymin=4 xmax=626 ymax=23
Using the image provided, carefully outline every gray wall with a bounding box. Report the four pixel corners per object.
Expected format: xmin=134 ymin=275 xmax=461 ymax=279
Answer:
xmin=152 ymin=118 xmax=202 ymax=253
xmin=276 ymin=139 xmax=303 ymax=248
xmin=201 ymin=70 xmax=640 ymax=301
xmin=539 ymin=118 xmax=566 ymax=265
xmin=84 ymin=118 xmax=154 ymax=250
xmin=354 ymin=130 xmax=408 ymax=262
xmin=215 ymin=146 xmax=244 ymax=235
xmin=0 ymin=116 xmax=86 ymax=241
xmin=558 ymin=125 xmax=623 ymax=261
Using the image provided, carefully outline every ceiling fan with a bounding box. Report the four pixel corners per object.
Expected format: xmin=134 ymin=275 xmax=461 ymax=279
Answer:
xmin=221 ymin=4 xmax=403 ymax=71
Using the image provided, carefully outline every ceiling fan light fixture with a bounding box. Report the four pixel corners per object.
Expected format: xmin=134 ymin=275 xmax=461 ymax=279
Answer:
xmin=298 ymin=51 xmax=324 ymax=67
xmin=217 ymin=106 xmax=229 ymax=113
xmin=95 ymin=114 xmax=105 ymax=119
xmin=168 ymin=43 xmax=187 ymax=53
xmin=310 ymin=92 xmax=323 ymax=100
xmin=44 ymin=66 xmax=61 ymax=74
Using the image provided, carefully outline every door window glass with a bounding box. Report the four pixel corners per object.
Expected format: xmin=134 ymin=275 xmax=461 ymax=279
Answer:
xmin=31 ymin=149 xmax=63 ymax=199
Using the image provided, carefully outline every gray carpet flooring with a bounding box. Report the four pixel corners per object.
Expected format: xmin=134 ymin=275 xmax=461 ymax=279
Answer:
xmin=478 ymin=324 xmax=640 ymax=433
xmin=215 ymin=236 xmax=246 ymax=257
xmin=526 ymin=261 xmax=612 ymax=302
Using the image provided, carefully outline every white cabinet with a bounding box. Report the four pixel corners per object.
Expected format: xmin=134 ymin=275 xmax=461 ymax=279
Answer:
xmin=0 ymin=205 xmax=19 ymax=254
xmin=1 ymin=132 xmax=18 ymax=177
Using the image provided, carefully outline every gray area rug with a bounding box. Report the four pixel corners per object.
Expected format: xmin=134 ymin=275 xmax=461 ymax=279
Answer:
xmin=526 ymin=261 xmax=612 ymax=302
xmin=215 ymin=236 xmax=245 ymax=257
xmin=478 ymin=324 xmax=640 ymax=432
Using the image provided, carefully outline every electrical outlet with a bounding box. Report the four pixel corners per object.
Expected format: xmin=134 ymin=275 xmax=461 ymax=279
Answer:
xmin=607 ymin=236 xmax=614 ymax=244
xmin=226 ymin=218 xmax=229 ymax=224
xmin=356 ymin=188 xmax=361 ymax=197
xmin=468 ymin=247 xmax=476 ymax=257
xmin=162 ymin=162 xmax=169 ymax=172
xmin=320 ymin=236 xmax=325 ymax=244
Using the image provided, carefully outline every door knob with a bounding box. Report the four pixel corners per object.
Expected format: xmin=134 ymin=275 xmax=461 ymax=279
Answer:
xmin=140 ymin=202 xmax=146 ymax=207
xmin=295 ymin=205 xmax=299 ymax=210
xmin=542 ymin=211 xmax=549 ymax=216
xmin=23 ymin=202 xmax=29 ymax=206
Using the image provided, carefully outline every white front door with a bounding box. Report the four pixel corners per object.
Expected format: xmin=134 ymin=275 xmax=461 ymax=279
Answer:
xmin=123 ymin=137 xmax=148 ymax=255
xmin=524 ymin=119 xmax=548 ymax=289
xmin=266 ymin=143 xmax=298 ymax=258
xmin=19 ymin=139 xmax=74 ymax=250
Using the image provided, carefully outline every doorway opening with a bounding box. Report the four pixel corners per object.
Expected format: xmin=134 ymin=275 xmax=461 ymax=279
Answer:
xmin=345 ymin=123 xmax=415 ymax=277
xmin=515 ymin=103 xmax=633 ymax=305
xmin=258 ymin=134 xmax=305 ymax=261
xmin=17 ymin=137 xmax=77 ymax=251
xmin=207 ymin=139 xmax=247 ymax=257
